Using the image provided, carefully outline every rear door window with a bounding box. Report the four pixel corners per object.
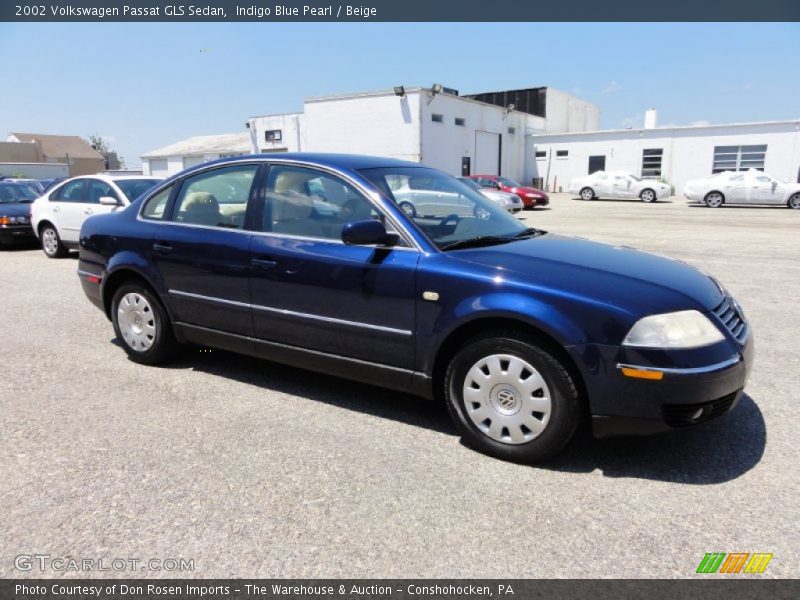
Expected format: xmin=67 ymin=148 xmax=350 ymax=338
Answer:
xmin=172 ymin=165 xmax=257 ymax=229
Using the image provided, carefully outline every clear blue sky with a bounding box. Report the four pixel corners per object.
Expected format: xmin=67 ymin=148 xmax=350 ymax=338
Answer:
xmin=1 ymin=22 xmax=798 ymax=168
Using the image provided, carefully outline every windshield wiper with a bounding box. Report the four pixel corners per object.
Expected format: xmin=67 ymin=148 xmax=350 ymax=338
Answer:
xmin=440 ymin=236 xmax=515 ymax=251
xmin=511 ymin=227 xmax=546 ymax=239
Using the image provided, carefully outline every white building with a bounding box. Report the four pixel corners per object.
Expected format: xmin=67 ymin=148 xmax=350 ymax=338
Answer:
xmin=141 ymin=132 xmax=251 ymax=177
xmin=247 ymin=86 xmax=598 ymax=182
xmin=530 ymin=118 xmax=800 ymax=193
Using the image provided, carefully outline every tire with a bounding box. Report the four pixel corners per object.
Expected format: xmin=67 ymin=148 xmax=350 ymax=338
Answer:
xmin=704 ymin=191 xmax=724 ymax=208
xmin=788 ymin=193 xmax=800 ymax=209
xmin=39 ymin=223 xmax=68 ymax=258
xmin=444 ymin=331 xmax=581 ymax=463
xmin=640 ymin=188 xmax=656 ymax=203
xmin=111 ymin=282 xmax=179 ymax=365
xmin=579 ymin=187 xmax=595 ymax=201
xmin=398 ymin=201 xmax=417 ymax=217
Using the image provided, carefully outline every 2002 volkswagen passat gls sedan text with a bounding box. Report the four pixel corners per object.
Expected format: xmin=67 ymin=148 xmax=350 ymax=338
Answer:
xmin=77 ymin=154 xmax=753 ymax=463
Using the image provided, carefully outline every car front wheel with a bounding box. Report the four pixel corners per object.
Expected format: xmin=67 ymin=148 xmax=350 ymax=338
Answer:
xmin=444 ymin=332 xmax=581 ymax=463
xmin=112 ymin=283 xmax=178 ymax=365
xmin=640 ymin=189 xmax=656 ymax=203
xmin=40 ymin=223 xmax=68 ymax=258
xmin=704 ymin=191 xmax=724 ymax=208
xmin=788 ymin=193 xmax=800 ymax=209
xmin=580 ymin=187 xmax=595 ymax=201
xmin=398 ymin=201 xmax=417 ymax=217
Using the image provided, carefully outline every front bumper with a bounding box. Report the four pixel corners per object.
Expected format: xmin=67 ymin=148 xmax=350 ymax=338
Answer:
xmin=0 ymin=225 xmax=35 ymax=244
xmin=570 ymin=333 xmax=754 ymax=438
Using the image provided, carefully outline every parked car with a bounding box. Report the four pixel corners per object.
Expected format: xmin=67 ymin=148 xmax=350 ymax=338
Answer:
xmin=458 ymin=177 xmax=523 ymax=213
xmin=0 ymin=182 xmax=37 ymax=247
xmin=467 ymin=174 xmax=549 ymax=208
xmin=683 ymin=169 xmax=800 ymax=209
xmin=77 ymin=154 xmax=752 ymax=463
xmin=569 ymin=171 xmax=671 ymax=203
xmin=31 ymin=175 xmax=161 ymax=258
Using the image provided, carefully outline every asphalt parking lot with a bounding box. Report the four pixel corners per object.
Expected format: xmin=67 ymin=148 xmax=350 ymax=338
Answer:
xmin=1 ymin=194 xmax=798 ymax=579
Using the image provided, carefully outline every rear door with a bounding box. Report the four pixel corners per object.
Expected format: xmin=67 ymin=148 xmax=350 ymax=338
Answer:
xmin=147 ymin=163 xmax=260 ymax=336
xmin=249 ymin=163 xmax=418 ymax=370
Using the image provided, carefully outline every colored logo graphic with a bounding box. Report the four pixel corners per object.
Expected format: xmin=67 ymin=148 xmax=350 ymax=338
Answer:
xmin=696 ymin=552 xmax=773 ymax=574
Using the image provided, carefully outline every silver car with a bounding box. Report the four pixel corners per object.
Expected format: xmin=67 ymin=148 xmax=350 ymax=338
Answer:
xmin=458 ymin=177 xmax=524 ymax=213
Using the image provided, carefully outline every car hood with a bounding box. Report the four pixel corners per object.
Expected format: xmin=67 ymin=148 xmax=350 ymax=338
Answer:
xmin=0 ymin=202 xmax=32 ymax=217
xmin=451 ymin=233 xmax=724 ymax=317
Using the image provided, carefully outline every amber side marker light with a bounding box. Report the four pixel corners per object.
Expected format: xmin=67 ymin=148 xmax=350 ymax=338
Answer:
xmin=620 ymin=367 xmax=664 ymax=380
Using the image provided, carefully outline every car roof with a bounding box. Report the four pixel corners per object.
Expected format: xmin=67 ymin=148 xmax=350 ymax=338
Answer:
xmin=205 ymin=152 xmax=425 ymax=171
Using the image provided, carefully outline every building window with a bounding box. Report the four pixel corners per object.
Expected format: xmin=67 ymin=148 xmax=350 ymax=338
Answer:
xmin=508 ymin=126 xmax=516 ymax=135
xmin=556 ymin=150 xmax=568 ymax=158
xmin=265 ymin=130 xmax=282 ymax=142
xmin=454 ymin=117 xmax=465 ymax=127
xmin=641 ymin=148 xmax=663 ymax=178
xmin=535 ymin=151 xmax=546 ymax=159
xmin=712 ymin=145 xmax=766 ymax=173
xmin=431 ymin=114 xmax=443 ymax=123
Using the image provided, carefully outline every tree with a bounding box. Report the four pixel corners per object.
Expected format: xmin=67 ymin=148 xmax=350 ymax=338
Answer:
xmin=88 ymin=134 xmax=125 ymax=170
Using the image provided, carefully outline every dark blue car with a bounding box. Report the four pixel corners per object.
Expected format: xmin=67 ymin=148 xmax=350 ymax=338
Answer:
xmin=77 ymin=154 xmax=753 ymax=462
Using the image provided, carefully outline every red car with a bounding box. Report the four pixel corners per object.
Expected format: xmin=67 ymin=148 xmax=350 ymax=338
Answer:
xmin=468 ymin=174 xmax=549 ymax=208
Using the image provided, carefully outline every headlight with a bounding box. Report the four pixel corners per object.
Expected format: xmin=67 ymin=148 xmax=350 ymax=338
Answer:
xmin=525 ymin=193 xmax=537 ymax=198
xmin=622 ymin=310 xmax=724 ymax=349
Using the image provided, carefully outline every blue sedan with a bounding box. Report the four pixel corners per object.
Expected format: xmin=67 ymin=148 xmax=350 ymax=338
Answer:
xmin=77 ymin=154 xmax=753 ymax=463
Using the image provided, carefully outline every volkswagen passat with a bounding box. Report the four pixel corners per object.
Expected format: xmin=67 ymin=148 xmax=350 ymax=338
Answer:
xmin=77 ymin=154 xmax=753 ymax=463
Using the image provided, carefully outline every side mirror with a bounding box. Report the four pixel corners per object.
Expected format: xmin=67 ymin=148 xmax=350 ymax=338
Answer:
xmin=341 ymin=219 xmax=397 ymax=247
xmin=99 ymin=196 xmax=120 ymax=206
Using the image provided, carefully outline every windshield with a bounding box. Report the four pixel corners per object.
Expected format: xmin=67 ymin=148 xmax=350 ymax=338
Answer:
xmin=114 ymin=179 xmax=161 ymax=201
xmin=496 ymin=177 xmax=521 ymax=187
xmin=360 ymin=167 xmax=531 ymax=249
xmin=458 ymin=177 xmax=482 ymax=191
xmin=0 ymin=183 xmax=38 ymax=203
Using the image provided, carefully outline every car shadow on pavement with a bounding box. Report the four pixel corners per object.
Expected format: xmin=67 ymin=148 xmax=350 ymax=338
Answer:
xmin=542 ymin=393 xmax=765 ymax=484
xmin=153 ymin=346 xmax=458 ymax=436
xmin=121 ymin=342 xmax=765 ymax=482
xmin=569 ymin=197 xmax=675 ymax=204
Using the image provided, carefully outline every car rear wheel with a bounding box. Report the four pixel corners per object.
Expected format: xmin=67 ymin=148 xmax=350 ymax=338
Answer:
xmin=580 ymin=187 xmax=595 ymax=201
xmin=788 ymin=193 xmax=800 ymax=209
xmin=398 ymin=201 xmax=417 ymax=217
xmin=40 ymin=223 xmax=68 ymax=258
xmin=112 ymin=283 xmax=178 ymax=365
xmin=704 ymin=191 xmax=724 ymax=208
xmin=444 ymin=331 xmax=581 ymax=463
xmin=640 ymin=189 xmax=656 ymax=203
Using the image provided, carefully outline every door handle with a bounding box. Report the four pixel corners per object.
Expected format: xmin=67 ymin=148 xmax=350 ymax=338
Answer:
xmin=250 ymin=257 xmax=278 ymax=271
xmin=84 ymin=208 xmax=93 ymax=215
xmin=152 ymin=242 xmax=173 ymax=254
xmin=53 ymin=206 xmax=60 ymax=213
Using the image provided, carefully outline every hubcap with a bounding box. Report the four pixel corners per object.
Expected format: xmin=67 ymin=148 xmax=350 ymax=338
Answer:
xmin=42 ymin=228 xmax=57 ymax=254
xmin=400 ymin=203 xmax=414 ymax=216
xmin=462 ymin=354 xmax=552 ymax=445
xmin=581 ymin=189 xmax=593 ymax=200
xmin=791 ymin=195 xmax=800 ymax=209
xmin=117 ymin=292 xmax=156 ymax=352
xmin=707 ymin=193 xmax=722 ymax=207
xmin=642 ymin=191 xmax=654 ymax=202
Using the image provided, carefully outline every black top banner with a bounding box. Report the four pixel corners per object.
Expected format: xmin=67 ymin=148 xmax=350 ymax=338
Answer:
xmin=3 ymin=0 xmax=800 ymax=22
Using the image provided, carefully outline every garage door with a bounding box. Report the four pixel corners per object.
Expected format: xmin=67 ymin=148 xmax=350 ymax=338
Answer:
xmin=475 ymin=131 xmax=501 ymax=175
xmin=147 ymin=158 xmax=168 ymax=177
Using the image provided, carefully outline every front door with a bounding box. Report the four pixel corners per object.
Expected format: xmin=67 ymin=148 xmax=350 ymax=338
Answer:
xmin=249 ymin=163 xmax=418 ymax=370
xmin=749 ymin=174 xmax=784 ymax=205
xmin=148 ymin=163 xmax=259 ymax=336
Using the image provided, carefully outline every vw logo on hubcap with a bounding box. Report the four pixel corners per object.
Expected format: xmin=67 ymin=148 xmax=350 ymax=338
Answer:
xmin=497 ymin=389 xmax=516 ymax=409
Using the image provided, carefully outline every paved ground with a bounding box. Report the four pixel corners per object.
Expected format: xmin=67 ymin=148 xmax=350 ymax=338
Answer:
xmin=1 ymin=194 xmax=798 ymax=579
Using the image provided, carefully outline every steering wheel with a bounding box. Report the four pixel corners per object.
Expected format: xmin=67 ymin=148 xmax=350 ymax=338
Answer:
xmin=436 ymin=213 xmax=461 ymax=237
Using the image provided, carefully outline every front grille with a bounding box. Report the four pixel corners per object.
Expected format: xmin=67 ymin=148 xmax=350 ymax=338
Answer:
xmin=662 ymin=392 xmax=738 ymax=428
xmin=712 ymin=296 xmax=748 ymax=343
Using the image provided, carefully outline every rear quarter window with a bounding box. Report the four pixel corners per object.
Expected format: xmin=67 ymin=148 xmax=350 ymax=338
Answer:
xmin=141 ymin=185 xmax=173 ymax=220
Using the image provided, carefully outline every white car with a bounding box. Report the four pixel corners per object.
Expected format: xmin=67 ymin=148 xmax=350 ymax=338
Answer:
xmin=458 ymin=177 xmax=524 ymax=213
xmin=683 ymin=169 xmax=800 ymax=209
xmin=31 ymin=175 xmax=162 ymax=258
xmin=569 ymin=171 xmax=672 ymax=203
